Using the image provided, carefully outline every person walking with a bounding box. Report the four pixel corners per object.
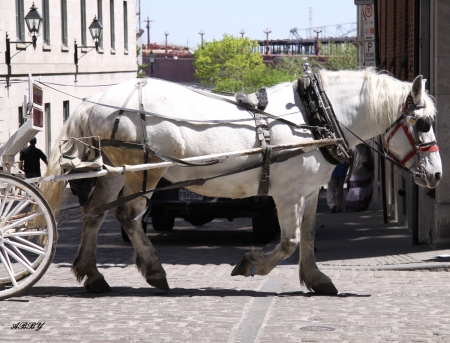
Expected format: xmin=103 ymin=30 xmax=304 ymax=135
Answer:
xmin=345 ymin=142 xmax=374 ymax=212
xmin=19 ymin=137 xmax=48 ymax=178
xmin=327 ymin=162 xmax=349 ymax=213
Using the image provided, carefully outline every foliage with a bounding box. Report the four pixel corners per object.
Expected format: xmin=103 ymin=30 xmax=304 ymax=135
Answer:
xmin=136 ymin=46 xmax=149 ymax=78
xmin=193 ymin=34 xmax=266 ymax=88
xmin=321 ymin=41 xmax=357 ymax=70
xmin=193 ymin=35 xmax=357 ymax=93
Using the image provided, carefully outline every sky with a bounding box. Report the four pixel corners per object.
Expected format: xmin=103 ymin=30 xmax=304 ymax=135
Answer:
xmin=139 ymin=0 xmax=358 ymax=49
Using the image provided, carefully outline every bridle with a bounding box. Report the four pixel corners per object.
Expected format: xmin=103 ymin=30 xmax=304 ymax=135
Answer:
xmin=384 ymin=93 xmax=439 ymax=178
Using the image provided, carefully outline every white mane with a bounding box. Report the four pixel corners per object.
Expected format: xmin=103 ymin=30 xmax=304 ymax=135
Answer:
xmin=319 ymin=69 xmax=436 ymax=133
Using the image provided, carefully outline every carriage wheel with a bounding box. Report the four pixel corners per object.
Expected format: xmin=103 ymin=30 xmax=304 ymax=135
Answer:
xmin=0 ymin=174 xmax=56 ymax=300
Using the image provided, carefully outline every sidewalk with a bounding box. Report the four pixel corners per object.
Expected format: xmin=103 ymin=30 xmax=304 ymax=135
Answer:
xmin=275 ymin=189 xmax=450 ymax=270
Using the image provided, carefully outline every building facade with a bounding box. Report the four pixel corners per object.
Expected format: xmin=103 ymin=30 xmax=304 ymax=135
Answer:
xmin=357 ymin=0 xmax=450 ymax=247
xmin=0 ymin=0 xmax=137 ymax=172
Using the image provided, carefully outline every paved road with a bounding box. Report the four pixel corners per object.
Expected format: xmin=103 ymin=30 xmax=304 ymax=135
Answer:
xmin=1 ymin=191 xmax=450 ymax=342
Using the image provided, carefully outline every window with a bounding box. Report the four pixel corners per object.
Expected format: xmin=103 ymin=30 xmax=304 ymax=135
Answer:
xmin=61 ymin=0 xmax=68 ymax=46
xmin=123 ymin=1 xmax=128 ymax=51
xmin=42 ymin=0 xmax=50 ymax=44
xmin=110 ymin=0 xmax=115 ymax=49
xmin=97 ymin=0 xmax=104 ymax=49
xmin=63 ymin=101 xmax=70 ymax=122
xmin=15 ymin=0 xmax=25 ymax=41
xmin=81 ymin=0 xmax=87 ymax=46
xmin=18 ymin=106 xmax=25 ymax=127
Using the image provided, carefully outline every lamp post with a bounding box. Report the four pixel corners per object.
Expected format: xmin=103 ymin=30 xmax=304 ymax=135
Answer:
xmin=165 ymin=31 xmax=169 ymax=54
xmin=240 ymin=29 xmax=245 ymax=38
xmin=198 ymin=30 xmax=205 ymax=48
xmin=148 ymin=50 xmax=156 ymax=77
xmin=5 ymin=2 xmax=43 ymax=66
xmin=314 ymin=29 xmax=322 ymax=56
xmin=263 ymin=28 xmax=271 ymax=55
xmin=74 ymin=16 xmax=103 ymax=65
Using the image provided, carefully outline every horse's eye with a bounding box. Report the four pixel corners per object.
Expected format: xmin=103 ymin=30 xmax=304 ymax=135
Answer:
xmin=416 ymin=117 xmax=431 ymax=132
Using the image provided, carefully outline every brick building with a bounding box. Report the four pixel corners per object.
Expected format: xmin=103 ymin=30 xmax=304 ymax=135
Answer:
xmin=357 ymin=0 xmax=450 ymax=247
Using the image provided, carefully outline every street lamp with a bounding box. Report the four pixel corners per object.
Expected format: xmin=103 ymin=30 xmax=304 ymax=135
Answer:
xmin=5 ymin=2 xmax=43 ymax=65
xmin=240 ymin=29 xmax=245 ymax=38
xmin=263 ymin=28 xmax=271 ymax=55
xmin=74 ymin=16 xmax=103 ymax=65
xmin=198 ymin=30 xmax=205 ymax=48
xmin=148 ymin=50 xmax=156 ymax=77
xmin=165 ymin=31 xmax=169 ymax=54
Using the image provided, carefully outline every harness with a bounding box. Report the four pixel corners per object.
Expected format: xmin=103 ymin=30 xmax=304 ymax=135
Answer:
xmin=383 ymin=93 xmax=439 ymax=177
xmin=60 ymin=70 xmax=438 ymax=214
xmin=296 ymin=63 xmax=351 ymax=164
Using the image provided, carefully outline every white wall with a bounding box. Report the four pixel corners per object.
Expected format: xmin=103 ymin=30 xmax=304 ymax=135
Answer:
xmin=0 ymin=0 xmax=137 ymax=174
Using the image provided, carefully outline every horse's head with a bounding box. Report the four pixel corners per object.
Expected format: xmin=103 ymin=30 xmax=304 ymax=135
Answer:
xmin=384 ymin=75 xmax=442 ymax=189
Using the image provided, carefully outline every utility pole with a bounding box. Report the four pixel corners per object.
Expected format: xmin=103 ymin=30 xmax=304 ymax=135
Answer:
xmin=165 ymin=31 xmax=169 ymax=54
xmin=199 ymin=30 xmax=205 ymax=48
xmin=263 ymin=28 xmax=271 ymax=55
xmin=143 ymin=17 xmax=154 ymax=49
xmin=314 ymin=29 xmax=322 ymax=56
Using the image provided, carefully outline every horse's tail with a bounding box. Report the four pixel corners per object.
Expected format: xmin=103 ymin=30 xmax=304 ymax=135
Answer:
xmin=38 ymin=92 xmax=104 ymax=217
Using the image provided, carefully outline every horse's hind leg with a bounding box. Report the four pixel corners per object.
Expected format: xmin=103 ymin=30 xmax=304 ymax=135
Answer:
xmin=72 ymin=175 xmax=124 ymax=292
xmin=299 ymin=189 xmax=338 ymax=295
xmin=115 ymin=172 xmax=169 ymax=291
xmin=232 ymin=193 xmax=304 ymax=277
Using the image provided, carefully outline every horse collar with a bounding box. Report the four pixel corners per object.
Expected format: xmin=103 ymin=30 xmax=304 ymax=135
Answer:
xmin=297 ymin=63 xmax=351 ymax=165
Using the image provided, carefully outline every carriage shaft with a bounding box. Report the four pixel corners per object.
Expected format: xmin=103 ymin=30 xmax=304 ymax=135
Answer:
xmin=25 ymin=138 xmax=342 ymax=184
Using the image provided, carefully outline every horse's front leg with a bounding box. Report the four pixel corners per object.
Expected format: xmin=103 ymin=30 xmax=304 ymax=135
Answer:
xmin=72 ymin=175 xmax=124 ymax=293
xmin=231 ymin=194 xmax=304 ymax=277
xmin=299 ymin=189 xmax=338 ymax=295
xmin=115 ymin=171 xmax=169 ymax=291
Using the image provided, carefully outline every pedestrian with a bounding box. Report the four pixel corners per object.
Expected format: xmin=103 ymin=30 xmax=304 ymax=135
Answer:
xmin=345 ymin=142 xmax=374 ymax=212
xmin=19 ymin=137 xmax=48 ymax=178
xmin=327 ymin=162 xmax=349 ymax=213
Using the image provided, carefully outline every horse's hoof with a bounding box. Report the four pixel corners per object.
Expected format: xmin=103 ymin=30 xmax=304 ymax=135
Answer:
xmin=84 ymin=277 xmax=112 ymax=293
xmin=231 ymin=256 xmax=252 ymax=276
xmin=312 ymin=282 xmax=338 ymax=295
xmin=147 ymin=277 xmax=170 ymax=291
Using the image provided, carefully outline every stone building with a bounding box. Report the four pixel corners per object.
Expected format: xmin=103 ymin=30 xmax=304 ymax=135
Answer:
xmin=0 ymin=0 xmax=137 ymax=172
xmin=357 ymin=0 xmax=450 ymax=247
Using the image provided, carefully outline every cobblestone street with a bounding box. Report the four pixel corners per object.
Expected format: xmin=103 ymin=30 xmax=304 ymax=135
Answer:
xmin=1 ymin=192 xmax=450 ymax=342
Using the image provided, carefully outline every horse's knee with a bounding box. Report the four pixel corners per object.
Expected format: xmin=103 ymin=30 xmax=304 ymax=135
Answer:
xmin=279 ymin=238 xmax=298 ymax=256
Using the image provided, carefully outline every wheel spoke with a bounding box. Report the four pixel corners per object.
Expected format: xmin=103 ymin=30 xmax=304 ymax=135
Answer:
xmin=0 ymin=196 xmax=28 ymax=227
xmin=4 ymin=239 xmax=45 ymax=255
xmin=4 ymin=230 xmax=48 ymax=237
xmin=11 ymin=236 xmax=46 ymax=252
xmin=10 ymin=245 xmax=32 ymax=267
xmin=1 ymin=211 xmax=42 ymax=233
xmin=3 ymin=245 xmax=36 ymax=274
xmin=0 ymin=183 xmax=11 ymax=217
xmin=0 ymin=248 xmax=17 ymax=286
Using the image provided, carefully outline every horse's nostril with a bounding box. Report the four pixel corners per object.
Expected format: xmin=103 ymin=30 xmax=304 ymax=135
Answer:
xmin=435 ymin=172 xmax=442 ymax=181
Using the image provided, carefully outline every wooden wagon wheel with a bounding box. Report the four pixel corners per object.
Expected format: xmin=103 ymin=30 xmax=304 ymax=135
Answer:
xmin=0 ymin=174 xmax=56 ymax=300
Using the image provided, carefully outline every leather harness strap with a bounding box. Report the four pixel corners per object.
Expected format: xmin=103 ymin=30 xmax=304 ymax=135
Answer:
xmin=88 ymin=146 xmax=315 ymax=216
xmin=296 ymin=63 xmax=351 ymax=165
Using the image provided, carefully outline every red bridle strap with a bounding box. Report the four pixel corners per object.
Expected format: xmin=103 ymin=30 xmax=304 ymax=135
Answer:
xmin=385 ymin=122 xmax=439 ymax=166
xmin=419 ymin=145 xmax=439 ymax=153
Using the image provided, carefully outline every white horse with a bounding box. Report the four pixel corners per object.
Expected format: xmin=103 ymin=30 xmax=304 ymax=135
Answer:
xmin=40 ymin=69 xmax=442 ymax=295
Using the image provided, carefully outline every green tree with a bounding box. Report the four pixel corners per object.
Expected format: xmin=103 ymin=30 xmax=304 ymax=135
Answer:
xmin=194 ymin=34 xmax=296 ymax=93
xmin=193 ymin=35 xmax=357 ymax=93
xmin=136 ymin=46 xmax=149 ymax=78
xmin=193 ymin=34 xmax=266 ymax=88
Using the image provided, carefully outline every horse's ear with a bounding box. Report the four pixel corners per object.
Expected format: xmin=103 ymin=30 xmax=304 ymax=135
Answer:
xmin=411 ymin=75 xmax=424 ymax=104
